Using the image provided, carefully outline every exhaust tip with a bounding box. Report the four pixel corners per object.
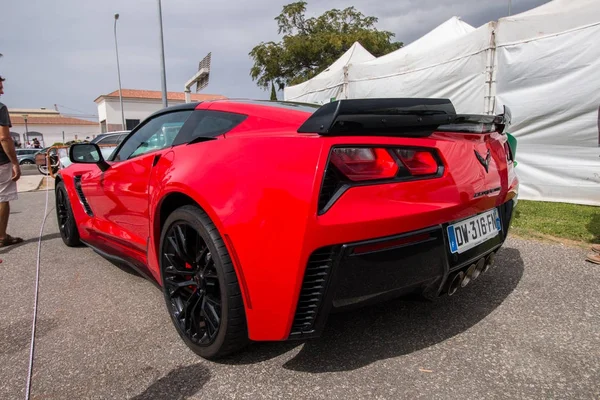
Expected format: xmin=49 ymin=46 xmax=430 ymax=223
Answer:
xmin=483 ymin=252 xmax=496 ymax=273
xmin=472 ymin=258 xmax=486 ymax=280
xmin=448 ymin=271 xmax=464 ymax=296
xmin=461 ymin=264 xmax=477 ymax=287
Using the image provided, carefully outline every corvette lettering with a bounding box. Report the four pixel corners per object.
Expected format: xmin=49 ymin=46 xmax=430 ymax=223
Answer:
xmin=474 ymin=187 xmax=501 ymax=198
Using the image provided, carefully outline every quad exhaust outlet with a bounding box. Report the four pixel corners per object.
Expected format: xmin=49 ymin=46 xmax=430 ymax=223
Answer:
xmin=446 ymin=251 xmax=496 ymax=296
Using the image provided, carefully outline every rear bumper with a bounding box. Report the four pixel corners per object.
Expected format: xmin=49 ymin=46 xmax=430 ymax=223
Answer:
xmin=288 ymin=198 xmax=515 ymax=340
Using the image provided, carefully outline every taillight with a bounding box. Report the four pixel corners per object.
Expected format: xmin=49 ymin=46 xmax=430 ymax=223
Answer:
xmin=330 ymin=147 xmax=398 ymax=181
xmin=394 ymin=149 xmax=439 ymax=176
xmin=329 ymin=146 xmax=440 ymax=181
xmin=318 ymin=146 xmax=442 ymax=214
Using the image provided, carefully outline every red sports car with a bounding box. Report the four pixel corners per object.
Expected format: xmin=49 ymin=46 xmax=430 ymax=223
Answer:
xmin=56 ymin=98 xmax=518 ymax=359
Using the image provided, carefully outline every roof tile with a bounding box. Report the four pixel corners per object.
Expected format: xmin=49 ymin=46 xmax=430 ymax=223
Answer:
xmin=95 ymin=89 xmax=227 ymax=103
xmin=10 ymin=115 xmax=97 ymax=126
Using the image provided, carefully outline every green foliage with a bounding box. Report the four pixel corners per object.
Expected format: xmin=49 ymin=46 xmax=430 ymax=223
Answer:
xmin=511 ymin=200 xmax=600 ymax=244
xmin=249 ymin=1 xmax=403 ymax=91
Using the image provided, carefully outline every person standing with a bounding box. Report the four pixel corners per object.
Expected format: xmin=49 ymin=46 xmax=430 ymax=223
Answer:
xmin=0 ymin=75 xmax=23 ymax=247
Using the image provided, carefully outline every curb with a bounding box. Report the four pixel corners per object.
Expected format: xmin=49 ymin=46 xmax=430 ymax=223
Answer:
xmin=17 ymin=175 xmax=52 ymax=193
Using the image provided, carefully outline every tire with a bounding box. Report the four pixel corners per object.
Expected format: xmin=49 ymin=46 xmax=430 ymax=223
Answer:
xmin=159 ymin=205 xmax=248 ymax=359
xmin=38 ymin=165 xmax=49 ymax=175
xmin=55 ymin=181 xmax=82 ymax=247
xmin=38 ymin=154 xmax=59 ymax=176
xmin=20 ymin=159 xmax=34 ymax=165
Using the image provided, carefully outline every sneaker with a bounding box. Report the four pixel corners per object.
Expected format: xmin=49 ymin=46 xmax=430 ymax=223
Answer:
xmin=586 ymin=252 xmax=600 ymax=265
xmin=592 ymin=244 xmax=600 ymax=254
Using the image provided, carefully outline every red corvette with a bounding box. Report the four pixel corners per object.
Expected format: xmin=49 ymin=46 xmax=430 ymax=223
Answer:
xmin=56 ymin=98 xmax=518 ymax=359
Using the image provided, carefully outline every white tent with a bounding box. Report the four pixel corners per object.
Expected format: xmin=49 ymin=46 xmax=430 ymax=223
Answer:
xmin=394 ymin=16 xmax=475 ymax=51
xmin=346 ymin=17 xmax=490 ymax=114
xmin=494 ymin=0 xmax=600 ymax=206
xmin=283 ymin=42 xmax=375 ymax=104
xmin=283 ymin=1 xmax=600 ymax=206
xmin=284 ymin=17 xmax=476 ymax=105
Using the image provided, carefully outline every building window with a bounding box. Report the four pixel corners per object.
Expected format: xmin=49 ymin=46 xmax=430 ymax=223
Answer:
xmin=100 ymin=120 xmax=107 ymax=133
xmin=126 ymin=119 xmax=140 ymax=130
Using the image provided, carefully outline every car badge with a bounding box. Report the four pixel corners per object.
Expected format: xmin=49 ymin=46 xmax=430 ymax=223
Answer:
xmin=474 ymin=149 xmax=491 ymax=173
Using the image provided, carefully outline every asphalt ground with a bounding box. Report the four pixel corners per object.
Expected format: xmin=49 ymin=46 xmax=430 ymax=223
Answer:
xmin=1 ymin=190 xmax=599 ymax=399
xmin=21 ymin=165 xmax=42 ymax=176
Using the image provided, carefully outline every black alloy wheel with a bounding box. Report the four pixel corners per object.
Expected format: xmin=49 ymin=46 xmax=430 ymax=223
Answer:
xmin=160 ymin=205 xmax=248 ymax=359
xmin=163 ymin=221 xmax=222 ymax=345
xmin=55 ymin=181 xmax=81 ymax=247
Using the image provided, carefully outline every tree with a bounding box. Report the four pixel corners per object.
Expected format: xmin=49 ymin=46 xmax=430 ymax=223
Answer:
xmin=249 ymin=1 xmax=403 ymax=92
xmin=270 ymin=81 xmax=277 ymax=100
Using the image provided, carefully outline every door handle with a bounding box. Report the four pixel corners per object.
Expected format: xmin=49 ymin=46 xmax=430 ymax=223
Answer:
xmin=152 ymin=154 xmax=161 ymax=166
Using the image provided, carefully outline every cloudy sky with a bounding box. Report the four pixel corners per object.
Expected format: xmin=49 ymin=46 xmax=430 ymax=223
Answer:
xmin=1 ymin=0 xmax=550 ymax=118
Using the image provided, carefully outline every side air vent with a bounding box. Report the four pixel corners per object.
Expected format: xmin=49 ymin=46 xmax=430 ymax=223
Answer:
xmin=290 ymin=246 xmax=337 ymax=337
xmin=73 ymin=176 xmax=93 ymax=216
xmin=318 ymin=165 xmax=344 ymax=213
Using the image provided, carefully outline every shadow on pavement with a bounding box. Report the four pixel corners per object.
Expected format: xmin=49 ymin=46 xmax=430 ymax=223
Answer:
xmin=0 ymin=317 xmax=59 ymax=356
xmin=106 ymin=258 xmax=144 ymax=278
xmin=0 ymin=233 xmax=62 ymax=254
xmin=219 ymin=247 xmax=524 ymax=372
xmin=129 ymin=363 xmax=210 ymax=400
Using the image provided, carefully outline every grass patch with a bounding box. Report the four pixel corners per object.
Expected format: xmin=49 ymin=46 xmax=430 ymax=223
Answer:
xmin=510 ymin=200 xmax=600 ymax=244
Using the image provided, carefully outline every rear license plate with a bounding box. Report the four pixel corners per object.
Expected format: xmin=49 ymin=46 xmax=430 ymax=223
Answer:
xmin=447 ymin=209 xmax=501 ymax=254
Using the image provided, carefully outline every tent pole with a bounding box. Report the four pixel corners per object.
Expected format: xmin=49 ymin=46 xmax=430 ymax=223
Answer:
xmin=484 ymin=24 xmax=497 ymax=115
xmin=343 ymin=65 xmax=349 ymax=99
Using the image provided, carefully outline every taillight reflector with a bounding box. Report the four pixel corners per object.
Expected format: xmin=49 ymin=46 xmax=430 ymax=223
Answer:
xmin=330 ymin=147 xmax=398 ymax=181
xmin=352 ymin=233 xmax=432 ymax=255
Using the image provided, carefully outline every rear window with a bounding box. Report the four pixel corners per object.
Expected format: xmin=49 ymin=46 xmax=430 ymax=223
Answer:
xmin=173 ymin=110 xmax=247 ymax=145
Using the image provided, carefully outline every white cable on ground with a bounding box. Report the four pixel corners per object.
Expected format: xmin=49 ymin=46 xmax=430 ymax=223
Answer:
xmin=25 ymin=173 xmax=52 ymax=400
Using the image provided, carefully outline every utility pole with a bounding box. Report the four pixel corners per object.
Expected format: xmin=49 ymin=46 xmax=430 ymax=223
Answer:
xmin=22 ymin=114 xmax=29 ymax=143
xmin=508 ymin=0 xmax=512 ymax=16
xmin=114 ymin=13 xmax=126 ymax=130
xmin=157 ymin=0 xmax=168 ymax=108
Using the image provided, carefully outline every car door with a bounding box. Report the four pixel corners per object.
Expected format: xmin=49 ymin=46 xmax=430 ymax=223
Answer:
xmin=80 ymin=110 xmax=193 ymax=263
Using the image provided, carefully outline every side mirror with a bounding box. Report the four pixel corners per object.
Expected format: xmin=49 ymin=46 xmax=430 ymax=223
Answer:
xmin=69 ymin=143 xmax=110 ymax=172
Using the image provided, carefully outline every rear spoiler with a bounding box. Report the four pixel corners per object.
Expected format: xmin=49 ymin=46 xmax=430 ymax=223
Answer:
xmin=297 ymin=98 xmax=512 ymax=136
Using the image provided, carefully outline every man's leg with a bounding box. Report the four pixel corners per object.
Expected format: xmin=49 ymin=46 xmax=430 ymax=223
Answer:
xmin=0 ymin=163 xmax=22 ymax=246
xmin=0 ymin=200 xmax=9 ymax=239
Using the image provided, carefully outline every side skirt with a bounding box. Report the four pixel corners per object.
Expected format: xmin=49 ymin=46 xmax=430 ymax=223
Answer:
xmin=81 ymin=240 xmax=161 ymax=290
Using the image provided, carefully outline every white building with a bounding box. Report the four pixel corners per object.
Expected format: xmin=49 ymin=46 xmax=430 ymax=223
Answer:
xmin=8 ymin=108 xmax=99 ymax=148
xmin=94 ymin=89 xmax=227 ymax=132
